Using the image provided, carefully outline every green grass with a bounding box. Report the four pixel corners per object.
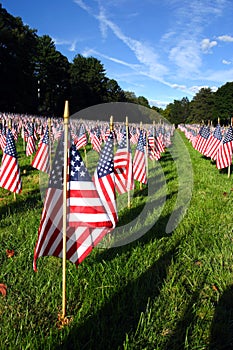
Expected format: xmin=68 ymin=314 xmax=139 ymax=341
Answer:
xmin=1 ymin=131 xmax=233 ymax=349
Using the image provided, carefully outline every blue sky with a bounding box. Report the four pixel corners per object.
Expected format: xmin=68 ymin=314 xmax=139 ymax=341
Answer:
xmin=2 ymin=0 xmax=233 ymax=108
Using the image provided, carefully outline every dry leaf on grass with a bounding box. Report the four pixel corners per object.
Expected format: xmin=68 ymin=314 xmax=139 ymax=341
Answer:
xmin=6 ymin=249 xmax=15 ymax=258
xmin=0 ymin=284 xmax=7 ymax=297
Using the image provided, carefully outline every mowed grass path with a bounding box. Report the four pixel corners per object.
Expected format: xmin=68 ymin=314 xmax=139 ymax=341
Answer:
xmin=0 ymin=130 xmax=233 ymax=350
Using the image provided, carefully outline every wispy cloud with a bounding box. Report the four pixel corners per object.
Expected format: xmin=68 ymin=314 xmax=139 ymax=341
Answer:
xmin=74 ymin=0 xmax=232 ymax=101
xmin=222 ymin=59 xmax=232 ymax=65
xmin=200 ymin=38 xmax=217 ymax=53
xmin=218 ymin=35 xmax=233 ymax=42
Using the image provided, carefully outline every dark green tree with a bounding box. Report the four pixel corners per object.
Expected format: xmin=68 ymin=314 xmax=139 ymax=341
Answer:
xmin=69 ymin=54 xmax=107 ymax=112
xmin=214 ymin=82 xmax=233 ymax=124
xmin=188 ymin=88 xmax=215 ymax=123
xmin=0 ymin=5 xmax=38 ymax=112
xmin=103 ymin=78 xmax=126 ymax=102
xmin=35 ymin=35 xmax=70 ymax=115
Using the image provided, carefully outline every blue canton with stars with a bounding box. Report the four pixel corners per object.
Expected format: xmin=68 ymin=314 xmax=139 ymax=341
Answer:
xmin=223 ymin=125 xmax=233 ymax=144
xmin=97 ymin=131 xmax=114 ymax=179
xmin=136 ymin=130 xmax=145 ymax=152
xmin=213 ymin=124 xmax=222 ymax=141
xmin=48 ymin=134 xmax=64 ymax=190
xmin=42 ymin=127 xmax=49 ymax=145
xmin=5 ymin=129 xmax=18 ymax=158
xmin=200 ymin=126 xmax=210 ymax=139
xmin=69 ymin=143 xmax=91 ymax=182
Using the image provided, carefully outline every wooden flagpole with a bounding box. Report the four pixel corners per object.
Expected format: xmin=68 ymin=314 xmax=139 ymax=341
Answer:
xmin=62 ymin=101 xmax=69 ymax=319
xmin=228 ymin=117 xmax=233 ymax=178
xmin=47 ymin=118 xmax=52 ymax=172
xmin=139 ymin=121 xmax=143 ymax=190
xmin=8 ymin=119 xmax=16 ymax=201
xmin=126 ymin=116 xmax=131 ymax=209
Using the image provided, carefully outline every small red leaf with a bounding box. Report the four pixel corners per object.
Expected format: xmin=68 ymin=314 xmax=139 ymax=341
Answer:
xmin=0 ymin=283 xmax=7 ymax=297
xmin=6 ymin=249 xmax=15 ymax=258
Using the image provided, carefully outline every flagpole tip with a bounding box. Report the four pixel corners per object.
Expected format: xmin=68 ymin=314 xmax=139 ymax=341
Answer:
xmin=63 ymin=101 xmax=69 ymax=121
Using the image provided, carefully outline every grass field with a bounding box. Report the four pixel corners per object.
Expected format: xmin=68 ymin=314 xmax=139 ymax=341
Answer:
xmin=1 ymin=130 xmax=233 ymax=350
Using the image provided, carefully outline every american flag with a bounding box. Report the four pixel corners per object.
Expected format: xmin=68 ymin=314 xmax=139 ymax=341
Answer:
xmin=114 ymin=125 xmax=134 ymax=194
xmin=216 ymin=125 xmax=233 ymax=169
xmin=75 ymin=124 xmax=88 ymax=150
xmin=26 ymin=123 xmax=36 ymax=156
xmin=33 ymin=135 xmax=65 ymax=271
xmin=133 ymin=130 xmax=147 ymax=184
xmin=90 ymin=129 xmax=102 ymax=153
xmin=0 ymin=124 xmax=6 ymax=152
xmin=205 ymin=124 xmax=222 ymax=160
xmin=195 ymin=126 xmax=210 ymax=154
xmin=0 ymin=128 xmax=22 ymax=193
xmin=94 ymin=131 xmax=118 ymax=228
xmin=68 ymin=143 xmax=113 ymax=228
xmin=31 ymin=126 xmax=50 ymax=173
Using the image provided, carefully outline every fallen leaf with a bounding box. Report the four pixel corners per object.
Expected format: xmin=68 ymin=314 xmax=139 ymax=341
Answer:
xmin=212 ymin=285 xmax=219 ymax=292
xmin=0 ymin=284 xmax=7 ymax=297
xmin=195 ymin=260 xmax=202 ymax=266
xmin=6 ymin=249 xmax=15 ymax=258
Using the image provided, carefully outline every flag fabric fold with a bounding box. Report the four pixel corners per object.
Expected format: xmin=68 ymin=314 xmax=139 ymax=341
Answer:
xmin=133 ymin=129 xmax=147 ymax=184
xmin=0 ymin=128 xmax=22 ymax=193
xmin=94 ymin=130 xmax=118 ymax=228
xmin=216 ymin=125 xmax=233 ymax=169
xmin=114 ymin=125 xmax=134 ymax=194
xmin=32 ymin=126 xmax=50 ymax=173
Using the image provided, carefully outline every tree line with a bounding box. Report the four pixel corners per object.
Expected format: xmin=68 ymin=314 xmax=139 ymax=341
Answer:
xmin=1 ymin=4 xmax=233 ymax=124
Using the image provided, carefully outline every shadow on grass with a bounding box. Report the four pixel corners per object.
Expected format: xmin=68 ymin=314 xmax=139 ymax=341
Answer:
xmin=0 ymin=188 xmax=42 ymax=220
xmin=60 ymin=232 xmax=181 ymax=350
xmin=208 ymin=284 xmax=233 ymax=350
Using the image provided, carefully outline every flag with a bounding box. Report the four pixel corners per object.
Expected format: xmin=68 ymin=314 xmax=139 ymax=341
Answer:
xmin=195 ymin=126 xmax=210 ymax=154
xmin=68 ymin=143 xmax=113 ymax=228
xmin=33 ymin=130 xmax=117 ymax=271
xmin=0 ymin=128 xmax=22 ymax=193
xmin=216 ymin=125 xmax=233 ymax=169
xmin=133 ymin=130 xmax=147 ymax=184
xmin=33 ymin=135 xmax=65 ymax=271
xmin=0 ymin=124 xmax=6 ymax=152
xmin=32 ymin=126 xmax=50 ymax=173
xmin=114 ymin=125 xmax=134 ymax=194
xmin=94 ymin=131 xmax=118 ymax=228
xmin=75 ymin=124 xmax=88 ymax=150
xmin=205 ymin=124 xmax=222 ymax=160
xmin=26 ymin=123 xmax=36 ymax=156
xmin=90 ymin=129 xmax=102 ymax=153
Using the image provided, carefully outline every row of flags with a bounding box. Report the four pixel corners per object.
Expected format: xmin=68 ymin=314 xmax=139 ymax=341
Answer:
xmin=178 ymin=123 xmax=233 ymax=170
xmin=0 ymin=113 xmax=174 ymax=270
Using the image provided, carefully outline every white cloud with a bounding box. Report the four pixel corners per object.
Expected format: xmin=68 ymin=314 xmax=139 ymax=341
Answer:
xmin=222 ymin=59 xmax=232 ymax=65
xmin=200 ymin=38 xmax=217 ymax=53
xmin=169 ymin=40 xmax=202 ymax=73
xmin=218 ymin=35 xmax=233 ymax=42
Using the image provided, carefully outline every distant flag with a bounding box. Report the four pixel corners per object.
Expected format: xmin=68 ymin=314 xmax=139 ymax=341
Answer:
xmin=195 ymin=126 xmax=210 ymax=155
xmin=90 ymin=130 xmax=102 ymax=153
xmin=32 ymin=126 xmax=50 ymax=173
xmin=114 ymin=125 xmax=134 ymax=194
xmin=0 ymin=128 xmax=22 ymax=193
xmin=0 ymin=124 xmax=7 ymax=152
xmin=94 ymin=131 xmax=118 ymax=228
xmin=205 ymin=124 xmax=222 ymax=160
xmin=26 ymin=123 xmax=36 ymax=156
xmin=216 ymin=125 xmax=233 ymax=169
xmin=133 ymin=129 xmax=147 ymax=184
xmin=75 ymin=124 xmax=88 ymax=150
